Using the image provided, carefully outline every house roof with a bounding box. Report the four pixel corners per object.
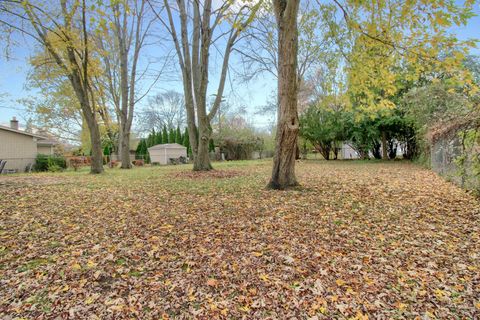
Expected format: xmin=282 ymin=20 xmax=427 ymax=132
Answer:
xmin=0 ymin=125 xmax=48 ymax=140
xmin=148 ymin=143 xmax=187 ymax=150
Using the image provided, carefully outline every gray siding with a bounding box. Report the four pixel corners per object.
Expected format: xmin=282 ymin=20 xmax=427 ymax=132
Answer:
xmin=0 ymin=129 xmax=38 ymax=172
xmin=37 ymin=145 xmax=54 ymax=155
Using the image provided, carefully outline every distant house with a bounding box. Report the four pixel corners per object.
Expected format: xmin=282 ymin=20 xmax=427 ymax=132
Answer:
xmin=110 ymin=138 xmax=140 ymax=162
xmin=340 ymin=143 xmax=360 ymax=159
xmin=148 ymin=143 xmax=187 ymax=165
xmin=0 ymin=117 xmax=57 ymax=173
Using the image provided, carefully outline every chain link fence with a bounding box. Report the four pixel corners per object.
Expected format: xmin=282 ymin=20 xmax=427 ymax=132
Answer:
xmin=431 ymin=132 xmax=479 ymax=193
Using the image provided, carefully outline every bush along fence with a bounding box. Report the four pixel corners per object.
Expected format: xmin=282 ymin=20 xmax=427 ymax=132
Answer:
xmin=430 ymin=119 xmax=480 ymax=194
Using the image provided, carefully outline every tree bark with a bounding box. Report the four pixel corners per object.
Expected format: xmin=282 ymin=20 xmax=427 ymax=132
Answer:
xmin=80 ymin=91 xmax=104 ymax=174
xmin=120 ymin=128 xmax=131 ymax=168
xmin=85 ymin=114 xmax=104 ymax=174
xmin=194 ymin=135 xmax=213 ymax=171
xmin=381 ymin=131 xmax=388 ymax=160
xmin=194 ymin=112 xmax=213 ymax=170
xmin=268 ymin=0 xmax=300 ymax=190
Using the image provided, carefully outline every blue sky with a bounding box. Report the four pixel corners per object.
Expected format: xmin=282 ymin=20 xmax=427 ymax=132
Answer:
xmin=0 ymin=2 xmax=479 ymax=131
xmin=0 ymin=38 xmax=277 ymax=130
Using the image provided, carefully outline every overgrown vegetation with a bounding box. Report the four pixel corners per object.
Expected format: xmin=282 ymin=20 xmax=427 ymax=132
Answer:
xmin=297 ymin=53 xmax=480 ymax=191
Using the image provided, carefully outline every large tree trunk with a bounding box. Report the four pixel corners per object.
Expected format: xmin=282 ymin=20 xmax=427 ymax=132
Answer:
xmin=268 ymin=0 xmax=300 ymax=190
xmin=84 ymin=114 xmax=104 ymax=174
xmin=381 ymin=131 xmax=388 ymax=160
xmin=194 ymin=114 xmax=213 ymax=170
xmin=120 ymin=128 xmax=131 ymax=169
xmin=194 ymin=137 xmax=212 ymax=171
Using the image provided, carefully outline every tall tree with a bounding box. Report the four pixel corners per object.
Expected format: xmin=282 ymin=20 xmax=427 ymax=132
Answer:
xmin=21 ymin=79 xmax=83 ymax=144
xmin=267 ymin=0 xmax=474 ymax=189
xmin=2 ymin=0 xmax=106 ymax=173
xmin=267 ymin=0 xmax=301 ymax=189
xmin=150 ymin=0 xmax=261 ymax=171
xmin=97 ymin=0 xmax=154 ymax=169
xmin=135 ymin=138 xmax=147 ymax=158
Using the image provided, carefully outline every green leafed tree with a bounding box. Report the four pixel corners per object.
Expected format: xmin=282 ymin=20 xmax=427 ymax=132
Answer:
xmin=267 ymin=0 xmax=475 ymax=188
xmin=300 ymin=98 xmax=352 ymax=160
xmin=103 ymin=145 xmax=111 ymax=156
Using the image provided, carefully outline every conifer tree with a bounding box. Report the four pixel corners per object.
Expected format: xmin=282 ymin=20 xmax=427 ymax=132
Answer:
xmin=155 ymin=131 xmax=162 ymax=145
xmin=136 ymin=139 xmax=146 ymax=158
xmin=183 ymin=127 xmax=191 ymax=156
xmin=162 ymin=126 xmax=169 ymax=144
xmin=169 ymin=128 xmax=176 ymax=143
xmin=147 ymin=129 xmax=156 ymax=148
xmin=175 ymin=126 xmax=182 ymax=144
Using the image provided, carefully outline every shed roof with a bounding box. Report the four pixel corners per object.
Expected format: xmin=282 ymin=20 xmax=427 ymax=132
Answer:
xmin=148 ymin=143 xmax=187 ymax=150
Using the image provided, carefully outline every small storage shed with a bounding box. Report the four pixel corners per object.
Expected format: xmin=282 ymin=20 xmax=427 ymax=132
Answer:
xmin=148 ymin=143 xmax=187 ymax=165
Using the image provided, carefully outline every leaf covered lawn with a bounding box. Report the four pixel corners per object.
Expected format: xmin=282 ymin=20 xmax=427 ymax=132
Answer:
xmin=0 ymin=160 xmax=479 ymax=319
